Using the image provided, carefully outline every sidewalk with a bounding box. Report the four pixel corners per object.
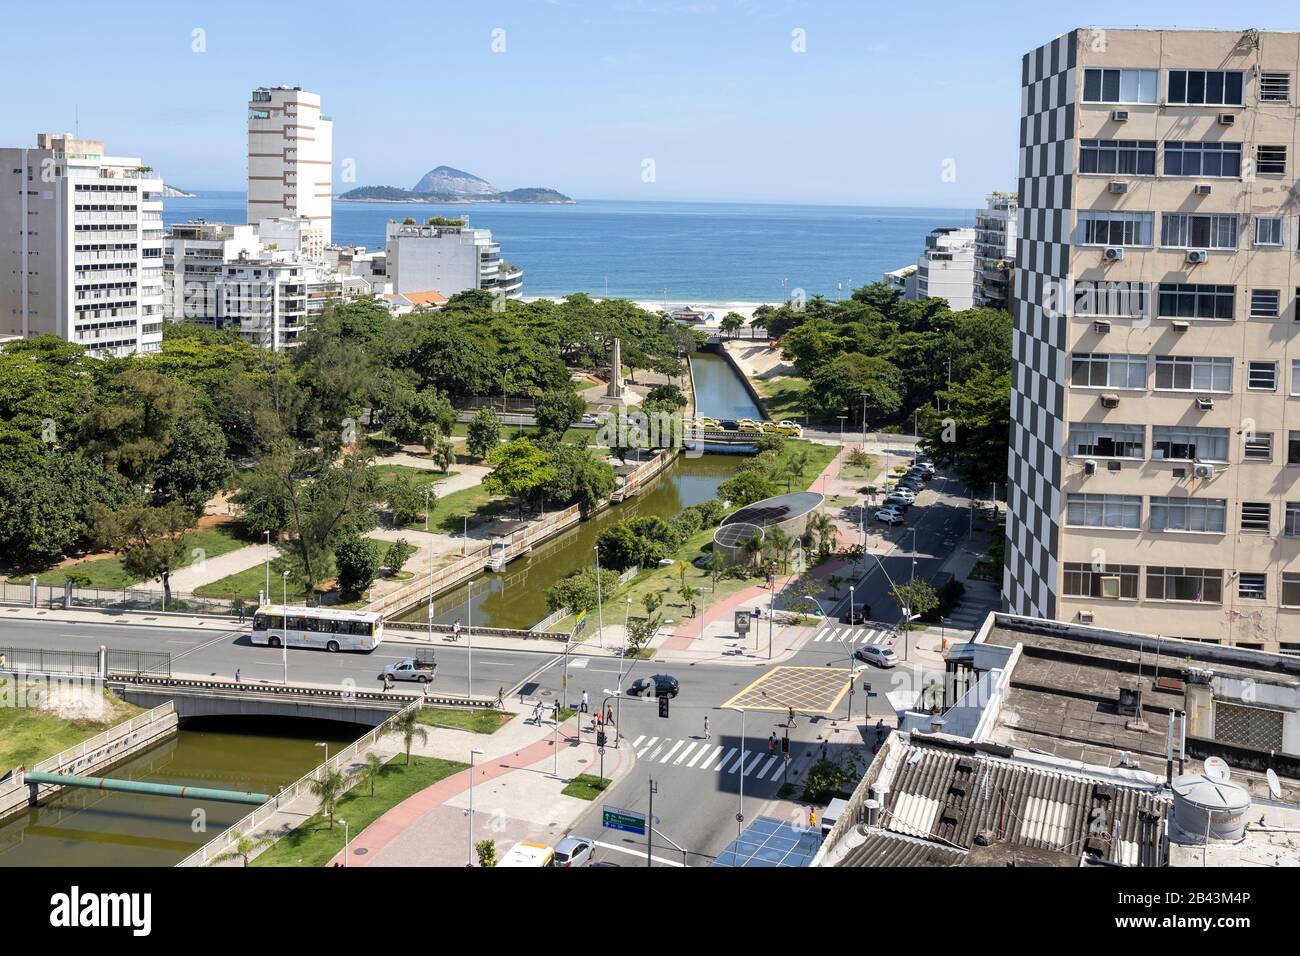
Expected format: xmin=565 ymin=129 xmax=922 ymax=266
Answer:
xmin=325 ymin=708 xmax=635 ymax=866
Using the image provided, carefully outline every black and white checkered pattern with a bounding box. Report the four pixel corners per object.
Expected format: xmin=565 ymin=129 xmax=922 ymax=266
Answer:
xmin=1004 ymin=32 xmax=1077 ymax=619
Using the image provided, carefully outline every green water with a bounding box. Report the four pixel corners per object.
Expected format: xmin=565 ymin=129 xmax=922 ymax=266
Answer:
xmin=0 ymin=717 xmax=357 ymax=867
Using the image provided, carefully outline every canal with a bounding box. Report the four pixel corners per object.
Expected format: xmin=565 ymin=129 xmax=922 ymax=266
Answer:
xmin=0 ymin=717 xmax=357 ymax=867
xmin=394 ymin=347 xmax=765 ymax=631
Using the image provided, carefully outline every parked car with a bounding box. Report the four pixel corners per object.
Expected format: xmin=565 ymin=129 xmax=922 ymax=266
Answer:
xmin=719 ymin=419 xmax=740 ymax=431
xmin=842 ymin=606 xmax=871 ymax=625
xmin=875 ymin=507 xmax=906 ymax=525
xmin=855 ymin=644 xmax=898 ymax=668
xmin=630 ymin=674 xmax=680 ymax=698
xmin=884 ymin=498 xmax=912 ymax=513
xmin=887 ymin=489 xmax=916 ymax=505
xmin=694 ymin=416 xmax=720 ymax=429
xmin=581 ymin=413 xmax=600 ymax=424
xmin=552 ymin=836 xmax=594 ymax=867
xmin=776 ymin=420 xmax=804 ymax=437
xmin=380 ymin=653 xmax=437 ymax=683
xmin=737 ymin=418 xmax=762 ymax=432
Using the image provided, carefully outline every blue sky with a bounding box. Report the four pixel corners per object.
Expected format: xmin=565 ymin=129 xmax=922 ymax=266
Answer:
xmin=0 ymin=1 xmax=1291 ymax=205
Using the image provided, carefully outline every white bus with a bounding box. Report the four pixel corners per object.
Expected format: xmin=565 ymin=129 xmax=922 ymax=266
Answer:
xmin=250 ymin=605 xmax=383 ymax=653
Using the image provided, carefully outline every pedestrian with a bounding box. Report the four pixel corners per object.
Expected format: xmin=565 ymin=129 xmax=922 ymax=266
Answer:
xmin=0 ymin=652 xmax=6 ymax=671
xmin=453 ymin=619 xmax=462 ymax=642
xmin=703 ymin=715 xmax=711 ymax=740
xmin=234 ymin=668 xmax=241 ymax=683
xmin=497 ymin=686 xmax=505 ymax=708
xmin=606 ymin=704 xmax=614 ymax=726
xmin=690 ymin=601 xmax=697 ymax=618
xmin=580 ymin=690 xmax=589 ymax=714
xmin=422 ymin=680 xmax=430 ymax=698
xmin=768 ymin=733 xmax=777 ymax=756
xmin=819 ymin=739 xmax=828 ymax=762
xmin=788 ymin=705 xmax=796 ymax=728
xmin=875 ymin=718 xmax=885 ymax=743
xmin=533 ymin=702 xmax=542 ymax=725
xmin=808 ymin=806 xmax=818 ymax=830
xmin=552 ymin=700 xmax=560 ymax=724
xmin=383 ymin=673 xmax=393 ymax=692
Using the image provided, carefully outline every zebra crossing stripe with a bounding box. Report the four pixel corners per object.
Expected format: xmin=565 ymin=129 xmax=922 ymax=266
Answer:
xmin=632 ymin=736 xmax=645 ymax=748
xmin=637 ymin=737 xmax=659 ymax=757
xmin=757 ymin=755 xmax=780 ymax=779
xmin=697 ymin=745 xmax=723 ymax=769
xmin=720 ymin=748 xmax=743 ymax=773
xmin=742 ymin=753 xmax=766 ymax=776
xmin=681 ymin=743 xmax=704 ymax=766
xmin=660 ymin=740 xmax=686 ymax=763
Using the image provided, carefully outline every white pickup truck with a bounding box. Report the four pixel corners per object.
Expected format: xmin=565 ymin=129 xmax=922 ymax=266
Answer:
xmin=380 ymin=654 xmax=437 ymax=683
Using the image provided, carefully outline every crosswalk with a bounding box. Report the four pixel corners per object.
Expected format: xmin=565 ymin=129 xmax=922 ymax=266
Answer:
xmin=630 ymin=735 xmax=792 ymax=782
xmin=809 ymin=625 xmax=893 ymax=646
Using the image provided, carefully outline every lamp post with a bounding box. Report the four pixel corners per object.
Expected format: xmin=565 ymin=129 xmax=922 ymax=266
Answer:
xmin=467 ymin=747 xmax=484 ymax=865
xmin=593 ymin=546 xmax=605 ymax=648
xmin=281 ymin=571 xmax=290 ymax=684
xmin=424 ymin=488 xmax=434 ymax=643
xmin=264 ymin=530 xmax=272 ymax=605
xmin=339 ymin=818 xmax=349 ymax=867
xmin=466 ymin=583 xmax=474 ymax=697
xmin=849 ymin=585 xmax=855 ymax=628
xmin=315 ymin=741 xmax=329 ymax=766
xmin=837 ymin=416 xmax=847 ymax=475
xmin=696 ymin=587 xmax=706 ymax=644
xmin=724 ymin=706 xmax=747 ymax=844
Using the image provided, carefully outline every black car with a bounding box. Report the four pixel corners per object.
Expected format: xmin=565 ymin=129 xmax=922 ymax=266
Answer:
xmin=719 ymin=419 xmax=740 ymax=431
xmin=842 ymin=606 xmax=871 ymax=625
xmin=630 ymin=674 xmax=680 ymax=698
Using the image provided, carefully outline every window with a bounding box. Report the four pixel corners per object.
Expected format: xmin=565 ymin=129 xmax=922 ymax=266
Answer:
xmin=1254 ymin=217 xmax=1284 ymax=247
xmin=1158 ymin=283 xmax=1235 ymax=320
xmin=1163 ymin=141 xmax=1242 ymax=177
xmin=1150 ymin=496 xmax=1227 ymax=533
xmin=1153 ymin=355 xmax=1232 ymax=392
xmin=1152 ymin=425 xmax=1228 ymax=462
xmin=1287 ymin=503 xmax=1300 ymax=537
xmin=1161 ymin=213 xmax=1238 ymax=250
xmin=1238 ymin=573 xmax=1267 ymax=601
xmin=1068 ymin=422 xmax=1145 ymax=458
xmin=1256 ymin=145 xmax=1287 ymax=175
xmin=1083 ymin=68 xmax=1157 ymax=104
xmin=1167 ymin=69 xmax=1244 ymax=106
xmin=1072 ymin=352 xmax=1147 ymax=389
xmin=1241 ymin=501 xmax=1271 ymax=533
xmin=1077 ymin=211 xmax=1153 ymax=246
xmin=1251 ymin=290 xmax=1281 ymax=318
xmin=1073 ymin=281 xmax=1151 ymax=319
xmin=1147 ymin=566 xmax=1223 ymax=603
xmin=1260 ymin=72 xmax=1291 ymax=103
xmin=1080 ymin=139 xmax=1157 ymax=175
xmin=1063 ymin=562 xmax=1140 ymax=599
xmin=1291 ymin=431 xmax=1300 ymax=465
xmin=1243 ymin=431 xmax=1273 ymax=461
xmin=1248 ymin=361 xmax=1277 ymax=391
xmin=1285 ymin=573 xmax=1300 ymax=608
xmin=1066 ymin=493 xmax=1142 ymax=529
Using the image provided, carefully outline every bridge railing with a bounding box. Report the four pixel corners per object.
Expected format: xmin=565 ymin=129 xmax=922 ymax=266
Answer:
xmin=176 ymin=697 xmax=428 ymax=868
xmin=31 ymin=701 xmax=176 ymax=777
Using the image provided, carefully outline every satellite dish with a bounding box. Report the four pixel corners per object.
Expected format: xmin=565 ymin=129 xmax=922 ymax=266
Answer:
xmin=1267 ymin=768 xmax=1282 ymax=799
xmin=1203 ymin=756 xmax=1231 ymax=782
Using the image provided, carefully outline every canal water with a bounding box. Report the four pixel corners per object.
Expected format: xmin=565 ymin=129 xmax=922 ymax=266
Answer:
xmin=0 ymin=717 xmax=356 ymax=867
xmin=394 ymin=348 xmax=764 ymax=631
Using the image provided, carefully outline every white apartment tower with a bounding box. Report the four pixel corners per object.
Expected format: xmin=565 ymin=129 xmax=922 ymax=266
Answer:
xmin=1007 ymin=28 xmax=1300 ymax=652
xmin=247 ymin=87 xmax=332 ymax=258
xmin=0 ymin=133 xmax=165 ymax=356
xmin=385 ymin=219 xmax=524 ymax=299
xmin=974 ymin=191 xmax=1018 ymax=310
xmin=912 ymin=227 xmax=977 ymax=311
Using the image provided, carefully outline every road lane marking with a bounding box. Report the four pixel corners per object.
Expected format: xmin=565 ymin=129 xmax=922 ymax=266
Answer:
xmin=715 ymin=747 xmax=738 ymax=772
xmin=742 ymin=753 xmax=765 ymax=776
xmin=632 ymin=735 xmax=645 ymax=748
xmin=637 ymin=737 xmax=659 ymax=757
xmin=686 ymin=745 xmax=710 ymax=768
xmin=697 ymin=745 xmax=722 ymax=769
xmin=757 ymin=756 xmax=780 ymax=779
xmin=593 ymin=840 xmax=685 ymax=867
xmin=673 ymin=742 xmax=698 ymax=765
xmin=659 ymin=740 xmax=685 ymax=763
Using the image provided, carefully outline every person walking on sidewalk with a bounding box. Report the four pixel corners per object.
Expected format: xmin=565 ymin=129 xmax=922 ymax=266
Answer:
xmin=768 ymin=733 xmax=777 ymax=757
xmin=497 ymin=687 xmax=505 ymax=708
xmin=808 ymin=806 xmax=818 ymax=830
xmin=532 ymin=701 xmax=543 ymax=725
xmin=580 ymin=690 xmax=589 ymax=714
xmin=552 ymin=700 xmax=560 ymax=725
xmin=820 ymin=739 xmax=828 ymax=763
xmin=703 ymin=715 xmax=711 ymax=740
xmin=383 ymin=673 xmax=393 ymax=692
xmin=234 ymin=668 xmax=241 ymax=683
xmin=452 ymin=619 xmax=462 ymax=642
xmin=606 ymin=704 xmax=614 ymax=726
xmin=787 ymin=706 xmax=796 ymax=728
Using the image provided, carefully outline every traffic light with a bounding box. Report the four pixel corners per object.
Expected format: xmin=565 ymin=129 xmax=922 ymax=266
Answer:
xmin=658 ymin=695 xmax=670 ymax=718
xmin=781 ymin=735 xmax=790 ymax=754
xmin=597 ymin=730 xmax=607 ymax=748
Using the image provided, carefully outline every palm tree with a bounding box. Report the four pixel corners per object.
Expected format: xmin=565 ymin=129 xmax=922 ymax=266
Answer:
xmin=359 ymin=751 xmax=386 ymax=797
xmin=308 ymin=766 xmax=350 ymax=831
xmin=782 ymin=451 xmax=809 ymax=492
xmin=806 ymin=512 xmax=837 ymax=557
xmin=433 ymin=436 xmax=456 ymax=474
xmin=743 ymin=531 xmax=764 ymax=568
xmin=212 ymin=830 xmax=274 ymax=867
xmin=766 ymin=527 xmax=794 ymax=573
xmin=387 ymin=706 xmax=429 ymax=765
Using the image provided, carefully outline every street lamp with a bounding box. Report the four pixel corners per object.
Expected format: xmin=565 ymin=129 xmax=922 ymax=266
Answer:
xmin=424 ymin=487 xmax=434 ymax=643
xmin=593 ymin=546 xmax=605 ymax=648
xmin=723 ymin=706 xmax=747 ymax=845
xmin=467 ymin=747 xmax=484 ymax=865
xmin=315 ymin=741 xmax=329 ymax=765
xmin=338 ymin=818 xmax=349 ymax=867
xmin=849 ymin=585 xmax=855 ymax=628
xmin=264 ymin=530 xmax=272 ymax=605
xmin=281 ymin=570 xmax=290 ymax=684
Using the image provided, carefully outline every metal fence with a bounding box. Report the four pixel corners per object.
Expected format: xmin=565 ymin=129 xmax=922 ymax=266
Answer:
xmin=67 ymin=585 xmax=240 ymax=617
xmin=106 ymin=649 xmax=171 ymax=676
xmin=0 ymin=645 xmax=171 ymax=677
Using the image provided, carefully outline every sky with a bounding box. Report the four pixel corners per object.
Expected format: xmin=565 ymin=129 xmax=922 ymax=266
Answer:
xmin=0 ymin=0 xmax=1293 ymax=206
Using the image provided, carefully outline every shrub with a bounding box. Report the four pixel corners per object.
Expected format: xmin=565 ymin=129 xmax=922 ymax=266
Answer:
xmin=385 ymin=538 xmax=417 ymax=574
xmin=334 ymin=535 xmax=380 ymax=601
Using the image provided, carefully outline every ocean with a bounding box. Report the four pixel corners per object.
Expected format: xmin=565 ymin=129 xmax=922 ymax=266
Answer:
xmin=163 ymin=192 xmax=972 ymax=302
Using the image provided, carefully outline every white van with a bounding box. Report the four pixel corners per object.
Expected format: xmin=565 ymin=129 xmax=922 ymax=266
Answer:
xmin=496 ymin=840 xmax=555 ymax=867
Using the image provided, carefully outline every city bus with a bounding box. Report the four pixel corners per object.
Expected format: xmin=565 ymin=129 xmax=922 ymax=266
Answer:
xmin=250 ymin=605 xmax=384 ymax=653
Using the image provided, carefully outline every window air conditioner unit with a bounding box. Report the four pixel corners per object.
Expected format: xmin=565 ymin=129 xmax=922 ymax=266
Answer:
xmin=1101 ymin=394 xmax=1120 ymax=409
xmin=1172 ymin=320 xmax=1190 ymax=332
xmin=1111 ymin=109 xmax=1130 ymax=122
xmin=1197 ymin=396 xmax=1214 ymax=410
xmin=1093 ymin=319 xmax=1112 ymax=334
xmin=1193 ymin=463 xmax=1214 ymax=479
xmin=1172 ymin=467 xmax=1187 ymax=478
xmin=1108 ymin=460 xmax=1122 ymax=472
xmin=1079 ymin=610 xmax=1095 ymax=624
xmin=1218 ymin=113 xmax=1236 ymax=126
xmin=1195 ymin=184 xmax=1213 ymax=196
xmin=1109 ymin=180 xmax=1129 ymax=194
xmin=1186 ymin=249 xmax=1209 ymax=264
xmin=1100 ymin=576 xmax=1122 ymax=599
xmin=1103 ymin=246 xmax=1125 ymax=261
xmin=1084 ymin=459 xmax=1098 ymax=476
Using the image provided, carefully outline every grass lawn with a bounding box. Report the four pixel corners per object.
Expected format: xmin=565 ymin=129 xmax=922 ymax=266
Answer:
xmin=415 ymin=707 xmax=511 ymax=734
xmin=753 ymin=374 xmax=809 ymax=423
xmin=371 ymin=464 xmax=456 ymax=485
xmin=403 ymin=482 xmax=513 ymax=535
xmin=14 ymin=524 xmax=256 ymax=589
xmin=0 ymin=679 xmax=144 ymax=769
xmin=772 ymin=439 xmax=839 ymax=492
xmin=561 ymin=773 xmax=612 ymax=800
xmin=251 ymin=754 xmax=467 ymax=867
xmin=193 ymin=554 xmax=309 ymax=604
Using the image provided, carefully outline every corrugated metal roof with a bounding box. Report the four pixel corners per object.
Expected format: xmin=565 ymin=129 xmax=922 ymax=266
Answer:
xmin=839 ymin=830 xmax=966 ymax=868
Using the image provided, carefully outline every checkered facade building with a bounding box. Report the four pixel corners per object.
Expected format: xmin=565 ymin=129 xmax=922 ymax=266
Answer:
xmin=1004 ymin=32 xmax=1076 ymax=618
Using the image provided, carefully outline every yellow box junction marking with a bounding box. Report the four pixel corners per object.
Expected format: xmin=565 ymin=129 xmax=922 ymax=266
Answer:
xmin=722 ymin=666 xmax=853 ymax=714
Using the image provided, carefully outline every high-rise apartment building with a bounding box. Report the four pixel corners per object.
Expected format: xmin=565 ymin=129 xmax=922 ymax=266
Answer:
xmin=163 ymin=219 xmax=261 ymax=322
xmin=974 ymin=191 xmax=1018 ymax=310
xmin=247 ymin=87 xmax=332 ymax=257
xmin=385 ymin=219 xmax=524 ymax=300
xmin=1007 ymin=28 xmax=1300 ymax=652
xmin=0 ymin=133 xmax=165 ymax=357
xmin=912 ymin=227 xmax=977 ymax=310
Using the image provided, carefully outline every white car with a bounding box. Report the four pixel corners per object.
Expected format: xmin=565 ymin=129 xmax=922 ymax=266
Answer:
xmin=875 ymin=507 xmax=906 ymax=525
xmin=888 ymin=487 xmax=916 ymax=503
xmin=553 ymin=835 xmax=594 ymax=867
xmin=855 ymin=644 xmax=898 ymax=668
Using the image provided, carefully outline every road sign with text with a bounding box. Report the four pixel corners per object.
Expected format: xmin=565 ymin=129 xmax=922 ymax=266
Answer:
xmin=602 ymin=805 xmax=646 ymax=835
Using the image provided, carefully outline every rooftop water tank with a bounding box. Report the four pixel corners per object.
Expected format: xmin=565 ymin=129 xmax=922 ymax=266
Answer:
xmin=1170 ymin=772 xmax=1250 ymax=843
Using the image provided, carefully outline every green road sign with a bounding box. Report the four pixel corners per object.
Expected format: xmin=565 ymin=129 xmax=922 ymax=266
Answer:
xmin=602 ymin=805 xmax=646 ymax=835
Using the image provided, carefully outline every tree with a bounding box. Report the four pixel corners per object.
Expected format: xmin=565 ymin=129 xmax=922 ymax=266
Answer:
xmin=806 ymin=353 xmax=901 ymax=420
xmin=212 ymin=830 xmax=274 ymax=867
xmin=890 ymin=579 xmax=938 ymax=629
xmin=307 ymin=765 xmax=350 ymax=830
xmin=385 ymin=472 xmax=429 ymax=527
xmin=359 ymin=751 xmax=386 ymax=797
xmin=805 ymin=511 xmax=838 ymax=557
xmin=385 ymin=538 xmax=416 ymax=575
xmin=484 ymin=438 xmax=555 ymax=514
xmin=475 ymin=839 xmax=498 ymax=867
xmin=386 ymin=707 xmax=430 ymax=765
xmin=719 ymin=470 xmax=779 ymax=507
xmin=720 ymin=312 xmax=746 ymax=339
xmin=546 ymin=567 xmax=621 ymax=615
xmin=625 ymin=613 xmax=661 ymax=656
xmin=641 ymin=591 xmax=663 ymax=616
xmin=88 ymin=501 xmax=196 ymax=603
xmin=151 ymin=415 xmax=231 ymax=514
xmin=534 ymin=388 xmax=586 ymax=437
xmin=466 ymin=407 xmax=502 ymax=459
xmin=920 ymin=366 xmax=1011 ymax=491
xmin=79 ymin=368 xmax=197 ymax=485
xmin=335 ymin=534 xmax=380 ymax=601
xmin=0 ymin=452 xmax=131 ymax=567
xmin=645 ymin=383 xmax=686 ymax=408
xmin=543 ymin=442 xmax=615 ymax=512
xmin=424 ymin=428 xmax=455 ymax=473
